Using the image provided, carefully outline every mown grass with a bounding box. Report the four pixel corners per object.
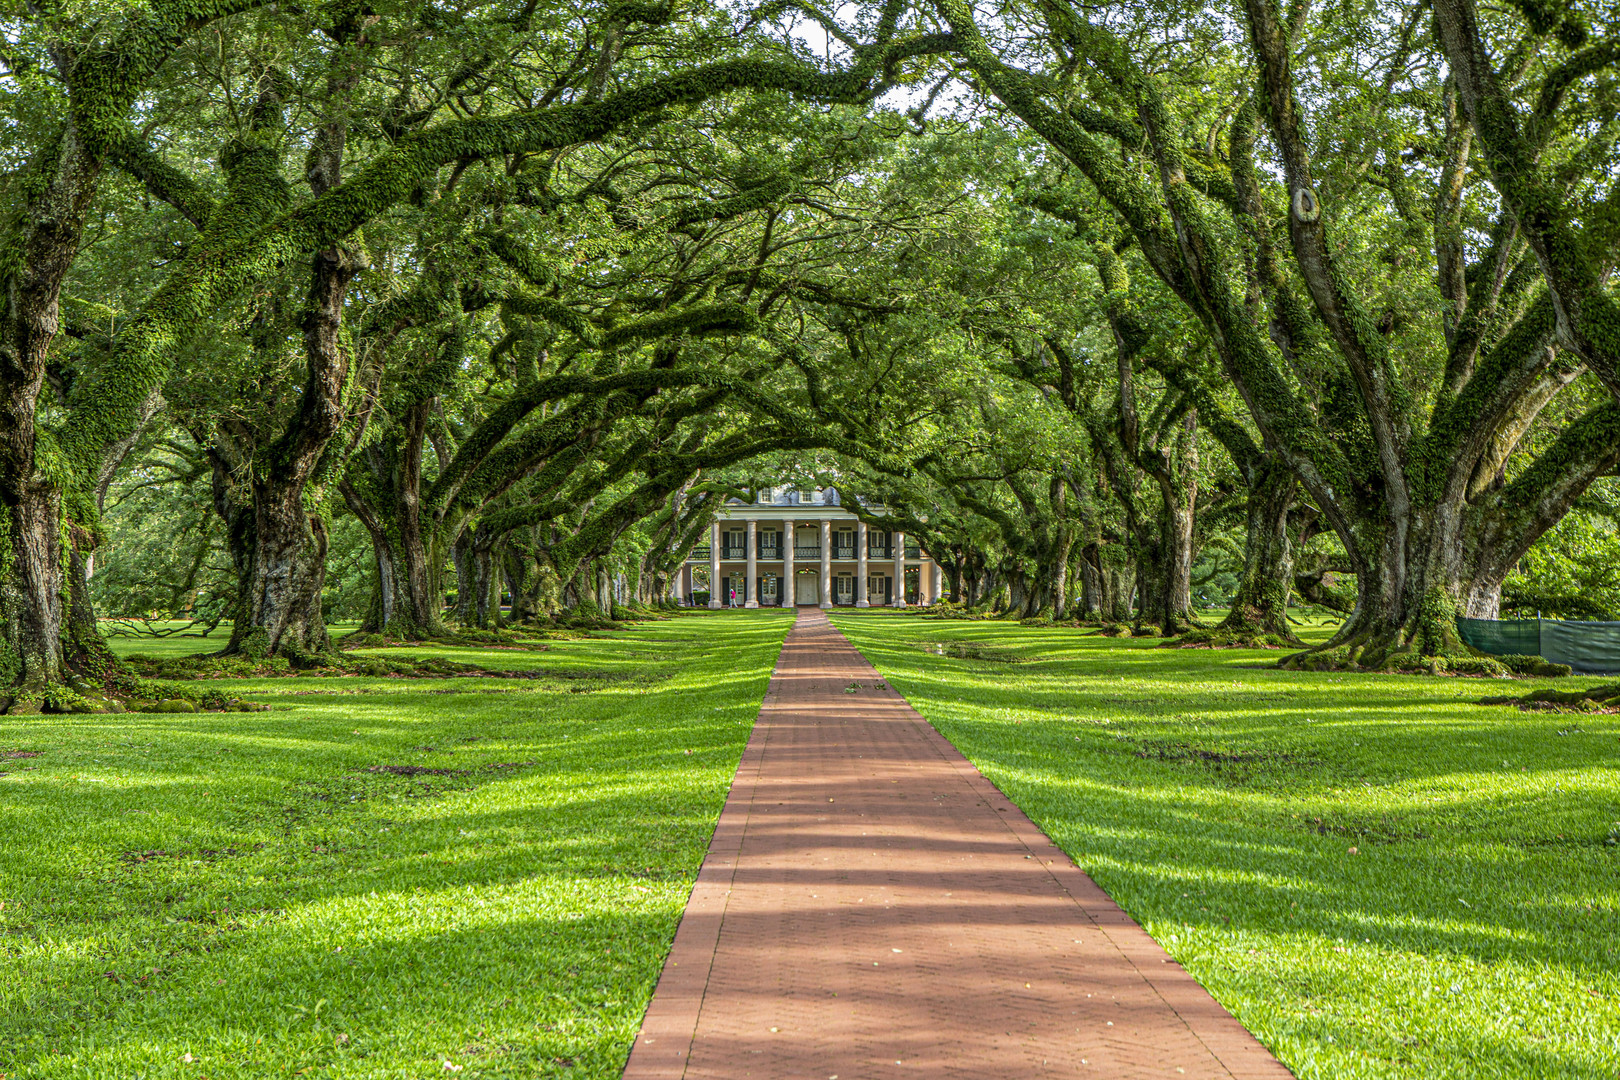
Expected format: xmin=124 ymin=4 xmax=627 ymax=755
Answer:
xmin=830 ymin=610 xmax=1620 ymax=1080
xmin=2 ymin=611 xmax=793 ymax=1079
xmin=101 ymin=630 xmax=229 ymax=661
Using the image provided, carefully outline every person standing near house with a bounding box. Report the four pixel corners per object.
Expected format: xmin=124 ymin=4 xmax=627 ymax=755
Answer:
xmin=730 ymin=586 xmax=737 ymax=608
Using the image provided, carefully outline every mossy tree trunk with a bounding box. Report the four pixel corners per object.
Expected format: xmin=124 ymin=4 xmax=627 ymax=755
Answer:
xmin=0 ymin=0 xmax=266 ymax=708
xmin=1318 ymin=399 xmax=1620 ymax=667
xmin=0 ymin=487 xmax=66 ymax=709
xmin=1136 ymin=345 xmax=1301 ymax=641
xmin=225 ymin=475 xmax=333 ymax=662
xmin=922 ymin=465 xmax=1078 ymax=620
xmin=1141 ymin=411 xmax=1199 ymax=635
xmin=473 ymin=540 xmax=498 ymax=626
xmin=1076 ymin=542 xmax=1103 ymax=618
xmin=220 ymin=230 xmax=361 ymax=661
xmin=637 ymin=484 xmax=711 ymax=607
xmin=1021 ymin=320 xmax=1197 ymax=634
xmin=452 ymin=522 xmax=501 ymax=629
xmin=340 ymin=395 xmax=451 ymax=641
xmin=943 ymin=556 xmax=963 ymax=604
xmin=1004 ymin=566 xmax=1032 ymax=619
xmin=452 ymin=529 xmax=485 ymax=626
xmin=1217 ymin=464 xmax=1297 ymax=639
xmin=1102 ymin=565 xmax=1135 ymax=622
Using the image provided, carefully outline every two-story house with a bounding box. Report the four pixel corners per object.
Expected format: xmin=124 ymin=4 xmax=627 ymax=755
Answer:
xmin=681 ymin=488 xmax=941 ymax=608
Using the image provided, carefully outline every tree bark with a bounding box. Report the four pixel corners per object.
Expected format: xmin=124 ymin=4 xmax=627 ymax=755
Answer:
xmin=453 ymin=530 xmax=480 ymax=625
xmin=0 ymin=122 xmax=111 ymax=707
xmin=219 ymin=473 xmax=332 ymax=662
xmin=1141 ymin=412 xmax=1199 ymax=634
xmin=1217 ymin=465 xmax=1298 ymax=639
xmin=341 ymin=433 xmax=448 ymax=640
xmin=1077 ymin=543 xmax=1103 ymax=618
xmin=0 ymin=484 xmax=65 ymax=709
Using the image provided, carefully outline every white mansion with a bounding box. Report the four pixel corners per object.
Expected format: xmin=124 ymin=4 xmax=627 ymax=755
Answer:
xmin=682 ymin=487 xmax=942 ymax=608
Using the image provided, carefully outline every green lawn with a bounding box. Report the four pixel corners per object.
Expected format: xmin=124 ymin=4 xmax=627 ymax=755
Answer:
xmin=101 ymin=627 xmax=230 ymax=660
xmin=99 ymin=622 xmax=364 ymax=661
xmin=830 ymin=610 xmax=1620 ymax=1080
xmin=2 ymin=610 xmax=793 ymax=1079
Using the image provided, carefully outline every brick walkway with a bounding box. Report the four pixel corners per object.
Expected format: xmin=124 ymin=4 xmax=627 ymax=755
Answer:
xmin=623 ymin=608 xmax=1292 ymax=1079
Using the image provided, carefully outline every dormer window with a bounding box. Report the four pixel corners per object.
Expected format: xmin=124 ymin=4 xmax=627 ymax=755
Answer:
xmin=759 ymin=486 xmax=772 ymax=504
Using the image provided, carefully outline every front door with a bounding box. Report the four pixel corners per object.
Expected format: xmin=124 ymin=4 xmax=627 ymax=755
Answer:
xmin=869 ymin=574 xmax=890 ymax=605
xmin=795 ymin=574 xmax=819 ymax=606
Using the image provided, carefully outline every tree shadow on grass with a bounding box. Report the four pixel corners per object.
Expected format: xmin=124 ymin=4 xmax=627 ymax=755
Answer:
xmin=0 ymin=612 xmax=795 ymax=1079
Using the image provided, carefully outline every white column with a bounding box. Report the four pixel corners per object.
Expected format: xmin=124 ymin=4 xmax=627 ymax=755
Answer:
xmin=892 ymin=529 xmax=907 ymax=606
xmin=782 ymin=521 xmax=795 ymax=607
xmin=855 ymin=521 xmax=869 ymax=607
xmin=744 ymin=519 xmax=759 ymax=607
xmin=930 ymin=561 xmax=943 ymax=604
xmin=681 ymin=563 xmax=691 ymax=604
xmin=819 ymin=519 xmax=832 ymax=608
xmin=708 ymin=520 xmax=722 ymax=608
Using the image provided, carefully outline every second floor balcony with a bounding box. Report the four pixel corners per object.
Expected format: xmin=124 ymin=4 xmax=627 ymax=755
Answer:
xmin=688 ymin=538 xmax=923 ymax=562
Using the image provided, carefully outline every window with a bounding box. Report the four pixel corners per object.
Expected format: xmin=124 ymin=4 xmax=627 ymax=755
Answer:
xmin=763 ymin=574 xmax=777 ymax=598
xmin=759 ymin=487 xmax=773 ymax=504
xmin=835 ymin=575 xmax=854 ymax=601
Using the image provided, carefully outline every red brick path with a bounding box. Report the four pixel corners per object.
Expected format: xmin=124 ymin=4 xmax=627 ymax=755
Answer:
xmin=623 ymin=608 xmax=1292 ymax=1079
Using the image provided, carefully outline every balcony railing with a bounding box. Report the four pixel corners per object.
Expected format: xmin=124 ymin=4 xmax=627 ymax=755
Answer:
xmin=688 ymin=540 xmax=916 ymax=563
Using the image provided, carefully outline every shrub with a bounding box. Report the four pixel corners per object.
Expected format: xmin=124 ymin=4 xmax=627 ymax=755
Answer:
xmin=1496 ymin=654 xmax=1573 ymax=678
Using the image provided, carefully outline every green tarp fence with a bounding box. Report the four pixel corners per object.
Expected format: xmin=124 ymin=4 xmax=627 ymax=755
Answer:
xmin=1457 ymin=617 xmax=1620 ymax=675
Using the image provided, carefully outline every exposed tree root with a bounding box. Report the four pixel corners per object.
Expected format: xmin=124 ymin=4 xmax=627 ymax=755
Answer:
xmin=1277 ymin=597 xmax=1572 ymax=678
xmin=1210 ymin=596 xmax=1303 ymax=646
xmin=1481 ymin=682 xmax=1615 ymax=711
xmin=1162 ymin=627 xmax=1292 ymax=649
xmin=121 ymin=649 xmax=491 ymax=682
